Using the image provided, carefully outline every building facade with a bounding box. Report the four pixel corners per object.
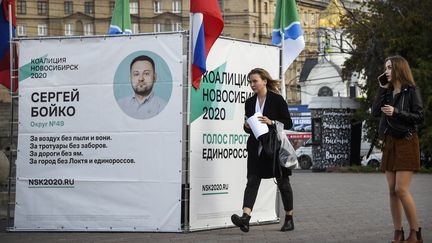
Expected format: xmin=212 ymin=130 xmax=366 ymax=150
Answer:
xmin=15 ymin=0 xmax=191 ymax=37
xmin=299 ymin=0 xmax=365 ymax=105
xmin=12 ymin=0 xmax=365 ymax=104
xmin=284 ymin=0 xmax=328 ymax=103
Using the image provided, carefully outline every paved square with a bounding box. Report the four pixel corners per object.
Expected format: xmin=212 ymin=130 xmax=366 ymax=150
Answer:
xmin=1 ymin=172 xmax=431 ymax=242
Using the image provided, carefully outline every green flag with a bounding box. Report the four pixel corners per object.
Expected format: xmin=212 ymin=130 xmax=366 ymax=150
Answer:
xmin=272 ymin=0 xmax=305 ymax=71
xmin=109 ymin=0 xmax=132 ymax=34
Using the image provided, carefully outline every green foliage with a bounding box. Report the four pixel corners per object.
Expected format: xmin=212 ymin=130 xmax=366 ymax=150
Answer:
xmin=347 ymin=165 xmax=380 ymax=173
xmin=340 ymin=0 xmax=432 ymax=153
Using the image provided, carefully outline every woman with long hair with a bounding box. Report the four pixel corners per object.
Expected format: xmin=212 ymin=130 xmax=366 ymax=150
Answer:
xmin=372 ymin=56 xmax=424 ymax=243
xmin=231 ymin=68 xmax=294 ymax=232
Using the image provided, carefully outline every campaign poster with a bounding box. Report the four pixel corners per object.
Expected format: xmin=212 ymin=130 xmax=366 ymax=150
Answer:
xmin=189 ymin=38 xmax=280 ymax=230
xmin=14 ymin=33 xmax=184 ymax=232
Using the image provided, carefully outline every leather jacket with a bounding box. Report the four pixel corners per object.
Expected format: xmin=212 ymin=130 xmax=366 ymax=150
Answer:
xmin=372 ymin=85 xmax=423 ymax=139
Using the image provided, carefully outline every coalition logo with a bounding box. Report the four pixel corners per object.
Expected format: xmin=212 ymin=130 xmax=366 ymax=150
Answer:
xmin=201 ymin=183 xmax=229 ymax=195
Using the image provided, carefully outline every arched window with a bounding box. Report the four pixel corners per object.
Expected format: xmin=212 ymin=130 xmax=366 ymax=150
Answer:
xmin=318 ymin=86 xmax=333 ymax=96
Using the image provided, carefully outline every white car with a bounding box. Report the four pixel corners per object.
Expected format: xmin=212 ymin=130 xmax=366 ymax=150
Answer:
xmin=361 ymin=152 xmax=382 ymax=168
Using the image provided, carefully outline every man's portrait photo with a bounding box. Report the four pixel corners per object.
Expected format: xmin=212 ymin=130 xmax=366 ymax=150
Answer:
xmin=114 ymin=52 xmax=172 ymax=119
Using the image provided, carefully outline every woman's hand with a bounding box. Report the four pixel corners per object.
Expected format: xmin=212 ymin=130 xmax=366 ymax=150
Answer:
xmin=379 ymin=82 xmax=390 ymax=89
xmin=244 ymin=121 xmax=250 ymax=129
xmin=381 ymin=105 xmax=394 ymax=116
xmin=258 ymin=116 xmax=273 ymax=125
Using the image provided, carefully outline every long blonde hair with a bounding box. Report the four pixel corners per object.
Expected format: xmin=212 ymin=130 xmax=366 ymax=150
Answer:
xmin=385 ymin=55 xmax=416 ymax=86
xmin=247 ymin=68 xmax=281 ymax=94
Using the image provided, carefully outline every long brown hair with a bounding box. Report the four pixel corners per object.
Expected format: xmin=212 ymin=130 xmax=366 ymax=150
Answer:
xmin=385 ymin=55 xmax=416 ymax=86
xmin=247 ymin=68 xmax=281 ymax=93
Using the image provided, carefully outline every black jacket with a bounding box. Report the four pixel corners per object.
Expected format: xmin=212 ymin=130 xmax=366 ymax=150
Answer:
xmin=244 ymin=91 xmax=293 ymax=178
xmin=372 ymin=85 xmax=423 ymax=139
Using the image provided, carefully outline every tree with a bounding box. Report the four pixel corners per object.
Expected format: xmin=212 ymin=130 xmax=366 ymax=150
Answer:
xmin=340 ymin=0 xmax=432 ymax=160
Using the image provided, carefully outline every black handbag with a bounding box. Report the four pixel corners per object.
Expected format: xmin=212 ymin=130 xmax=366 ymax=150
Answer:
xmin=259 ymin=126 xmax=280 ymax=156
xmin=259 ymin=126 xmax=284 ymax=178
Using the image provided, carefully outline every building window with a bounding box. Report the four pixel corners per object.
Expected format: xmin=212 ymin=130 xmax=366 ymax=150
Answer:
xmin=154 ymin=1 xmax=162 ymax=13
xmin=84 ymin=23 xmax=94 ymax=36
xmin=318 ymin=86 xmax=333 ymax=97
xmin=253 ymin=0 xmax=256 ymax=13
xmin=175 ymin=22 xmax=182 ymax=31
xmin=64 ymin=1 xmax=73 ymax=14
xmin=264 ymin=2 xmax=268 ymax=14
xmin=17 ymin=0 xmax=26 ymax=14
xmin=64 ymin=23 xmax=73 ymax=36
xmin=170 ymin=22 xmax=180 ymax=31
xmin=310 ymin=32 xmax=316 ymax=44
xmin=303 ymin=12 xmax=308 ymax=26
xmin=17 ymin=24 xmax=27 ymax=36
xmin=109 ymin=1 xmax=115 ymax=13
xmin=37 ymin=24 xmax=47 ymax=36
xmin=130 ymin=1 xmax=139 ymax=14
xmin=311 ymin=13 xmax=317 ymax=25
xmin=217 ymin=0 xmax=224 ymax=12
xmin=84 ymin=1 xmax=95 ymax=14
xmin=252 ymin=21 xmax=257 ymax=37
xmin=132 ymin=23 xmax=139 ymax=33
xmin=37 ymin=1 xmax=48 ymax=15
xmin=154 ymin=23 xmax=161 ymax=32
xmin=262 ymin=23 xmax=268 ymax=36
xmin=172 ymin=0 xmax=181 ymax=13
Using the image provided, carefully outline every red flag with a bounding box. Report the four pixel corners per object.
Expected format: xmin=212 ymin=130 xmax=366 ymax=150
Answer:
xmin=190 ymin=0 xmax=224 ymax=89
xmin=0 ymin=0 xmax=18 ymax=92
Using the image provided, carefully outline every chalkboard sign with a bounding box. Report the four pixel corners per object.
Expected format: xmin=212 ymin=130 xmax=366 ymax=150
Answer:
xmin=311 ymin=108 xmax=354 ymax=169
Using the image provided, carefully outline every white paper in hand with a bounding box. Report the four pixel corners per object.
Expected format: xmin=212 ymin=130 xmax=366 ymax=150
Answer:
xmin=247 ymin=112 xmax=269 ymax=139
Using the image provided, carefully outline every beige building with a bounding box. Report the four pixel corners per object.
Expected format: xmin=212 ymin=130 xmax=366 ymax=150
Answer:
xmin=220 ymin=0 xmax=275 ymax=43
xmin=284 ymin=0 xmax=328 ymax=103
xmin=15 ymin=0 xmax=190 ymax=36
xmin=212 ymin=0 xmax=328 ymax=103
xmin=12 ymin=0 xmax=335 ymax=103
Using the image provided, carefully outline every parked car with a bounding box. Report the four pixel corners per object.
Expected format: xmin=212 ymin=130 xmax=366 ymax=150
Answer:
xmin=303 ymin=124 xmax=312 ymax=132
xmin=420 ymin=150 xmax=431 ymax=168
xmin=295 ymin=138 xmax=312 ymax=169
xmin=361 ymin=152 xmax=382 ymax=168
xmin=293 ymin=124 xmax=310 ymax=132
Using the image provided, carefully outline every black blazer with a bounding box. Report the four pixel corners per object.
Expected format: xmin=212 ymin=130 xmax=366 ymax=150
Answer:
xmin=244 ymin=91 xmax=293 ymax=178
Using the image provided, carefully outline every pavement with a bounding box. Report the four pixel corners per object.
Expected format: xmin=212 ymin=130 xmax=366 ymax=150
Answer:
xmin=1 ymin=171 xmax=431 ymax=243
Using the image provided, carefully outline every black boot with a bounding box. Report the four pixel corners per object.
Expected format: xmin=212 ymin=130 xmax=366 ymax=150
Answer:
xmin=280 ymin=215 xmax=294 ymax=232
xmin=391 ymin=228 xmax=404 ymax=243
xmin=231 ymin=213 xmax=251 ymax=232
xmin=402 ymin=227 xmax=422 ymax=243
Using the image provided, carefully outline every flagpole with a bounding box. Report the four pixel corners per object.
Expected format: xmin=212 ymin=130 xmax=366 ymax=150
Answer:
xmin=8 ymin=2 xmax=13 ymax=92
xmin=182 ymin=12 xmax=193 ymax=232
xmin=7 ymin=0 xmax=14 ymax=230
xmin=187 ymin=14 xmax=193 ymax=126
xmin=280 ymin=34 xmax=286 ymax=100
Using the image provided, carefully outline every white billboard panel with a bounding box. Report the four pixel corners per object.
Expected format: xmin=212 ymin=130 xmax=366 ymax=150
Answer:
xmin=189 ymin=38 xmax=280 ymax=230
xmin=15 ymin=34 xmax=183 ymax=231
